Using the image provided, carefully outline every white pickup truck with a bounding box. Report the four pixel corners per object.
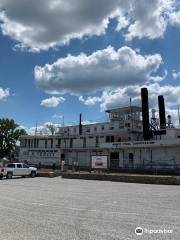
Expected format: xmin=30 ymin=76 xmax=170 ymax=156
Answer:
xmin=0 ymin=163 xmax=37 ymax=179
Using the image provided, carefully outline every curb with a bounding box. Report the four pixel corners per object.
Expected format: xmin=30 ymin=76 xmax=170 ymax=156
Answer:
xmin=61 ymin=172 xmax=180 ymax=185
xmin=37 ymin=172 xmax=62 ymax=178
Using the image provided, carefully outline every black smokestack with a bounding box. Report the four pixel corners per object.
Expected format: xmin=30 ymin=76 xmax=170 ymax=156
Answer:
xmin=158 ymin=95 xmax=166 ymax=129
xmin=141 ymin=88 xmax=151 ymax=140
xmin=79 ymin=113 xmax=82 ymax=135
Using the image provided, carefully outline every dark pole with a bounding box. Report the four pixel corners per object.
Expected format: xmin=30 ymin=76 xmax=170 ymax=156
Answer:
xmin=79 ymin=113 xmax=82 ymax=135
xmin=158 ymin=95 xmax=166 ymax=129
xmin=141 ymin=88 xmax=151 ymax=140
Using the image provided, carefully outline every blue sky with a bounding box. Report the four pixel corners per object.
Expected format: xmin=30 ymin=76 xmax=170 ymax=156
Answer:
xmin=0 ymin=0 xmax=180 ymax=131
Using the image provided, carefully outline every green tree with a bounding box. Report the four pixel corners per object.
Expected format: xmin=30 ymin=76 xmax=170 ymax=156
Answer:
xmin=0 ymin=118 xmax=26 ymax=159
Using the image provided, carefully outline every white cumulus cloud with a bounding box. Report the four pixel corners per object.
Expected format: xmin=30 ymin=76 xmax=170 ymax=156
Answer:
xmin=52 ymin=114 xmax=63 ymax=119
xmin=40 ymin=96 xmax=65 ymax=107
xmin=0 ymin=0 xmax=180 ymax=51
xmin=99 ymin=83 xmax=180 ymax=111
xmin=172 ymin=70 xmax=180 ymax=79
xmin=0 ymin=0 xmax=118 ymax=51
xmin=20 ymin=122 xmax=62 ymax=135
xmin=35 ymin=46 xmax=162 ymax=95
xmin=0 ymin=87 xmax=10 ymax=101
xmin=124 ymin=0 xmax=170 ymax=40
xmin=79 ymin=96 xmax=102 ymax=106
xmin=77 ymin=82 xmax=180 ymax=125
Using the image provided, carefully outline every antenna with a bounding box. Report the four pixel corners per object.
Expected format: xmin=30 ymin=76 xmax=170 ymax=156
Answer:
xmin=167 ymin=115 xmax=172 ymax=127
xmin=35 ymin=120 xmax=38 ymax=136
xmin=130 ymin=97 xmax=133 ymax=130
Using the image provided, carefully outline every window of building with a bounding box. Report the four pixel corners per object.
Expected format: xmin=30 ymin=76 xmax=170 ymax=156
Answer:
xmin=86 ymin=127 xmax=90 ymax=133
xmin=113 ymin=113 xmax=118 ymax=118
xmin=31 ymin=139 xmax=34 ymax=148
xmin=129 ymin=153 xmax=134 ymax=167
xmin=96 ymin=136 xmax=99 ymax=147
xmin=70 ymin=138 xmax=73 ymax=148
xmin=119 ymin=116 xmax=124 ymax=121
xmin=106 ymin=136 xmax=114 ymax=142
xmin=110 ymin=152 xmax=119 ymax=160
xmin=36 ymin=139 xmax=39 ymax=148
xmin=58 ymin=138 xmax=61 ymax=147
xmin=45 ymin=139 xmax=47 ymax=148
xmin=111 ymin=136 xmax=114 ymax=142
xmin=63 ymin=139 xmax=67 ymax=148
xmin=51 ymin=139 xmax=53 ymax=148
xmin=83 ymin=137 xmax=86 ymax=148
xmin=106 ymin=136 xmax=110 ymax=142
xmin=34 ymin=139 xmax=36 ymax=148
xmin=101 ymin=126 xmax=104 ymax=130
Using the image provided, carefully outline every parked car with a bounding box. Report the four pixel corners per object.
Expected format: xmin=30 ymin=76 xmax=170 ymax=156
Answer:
xmin=0 ymin=163 xmax=37 ymax=179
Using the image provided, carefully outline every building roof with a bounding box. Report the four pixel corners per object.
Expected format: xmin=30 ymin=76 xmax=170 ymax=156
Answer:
xmin=106 ymin=106 xmax=142 ymax=113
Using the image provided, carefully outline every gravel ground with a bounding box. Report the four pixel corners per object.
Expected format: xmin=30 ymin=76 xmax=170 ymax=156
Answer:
xmin=0 ymin=177 xmax=179 ymax=240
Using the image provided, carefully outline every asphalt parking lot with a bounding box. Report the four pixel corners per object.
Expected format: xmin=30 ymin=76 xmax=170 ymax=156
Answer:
xmin=0 ymin=177 xmax=179 ymax=240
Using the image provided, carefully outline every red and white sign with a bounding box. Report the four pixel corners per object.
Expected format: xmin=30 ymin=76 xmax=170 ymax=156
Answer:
xmin=91 ymin=156 xmax=108 ymax=169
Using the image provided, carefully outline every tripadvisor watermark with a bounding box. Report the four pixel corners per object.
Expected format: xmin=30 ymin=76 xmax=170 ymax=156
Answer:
xmin=135 ymin=227 xmax=173 ymax=236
